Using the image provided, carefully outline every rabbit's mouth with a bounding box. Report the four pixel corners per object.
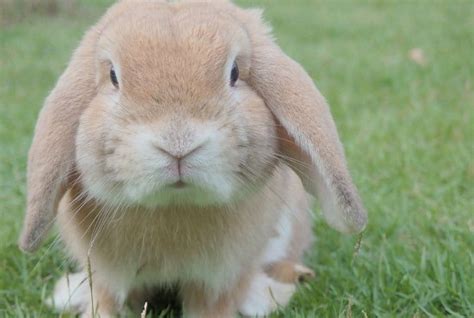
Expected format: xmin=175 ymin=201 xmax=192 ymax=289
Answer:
xmin=125 ymin=179 xmax=239 ymax=208
xmin=169 ymin=180 xmax=188 ymax=189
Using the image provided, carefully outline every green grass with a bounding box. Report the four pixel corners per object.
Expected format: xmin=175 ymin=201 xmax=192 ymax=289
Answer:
xmin=1 ymin=0 xmax=473 ymax=317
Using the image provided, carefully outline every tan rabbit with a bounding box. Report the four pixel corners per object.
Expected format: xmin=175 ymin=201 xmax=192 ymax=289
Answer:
xmin=20 ymin=1 xmax=367 ymax=317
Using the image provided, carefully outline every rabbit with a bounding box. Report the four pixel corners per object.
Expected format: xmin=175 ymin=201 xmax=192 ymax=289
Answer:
xmin=19 ymin=0 xmax=367 ymax=317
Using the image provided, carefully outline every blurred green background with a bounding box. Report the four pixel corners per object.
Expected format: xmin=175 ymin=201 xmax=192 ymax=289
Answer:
xmin=1 ymin=0 xmax=473 ymax=317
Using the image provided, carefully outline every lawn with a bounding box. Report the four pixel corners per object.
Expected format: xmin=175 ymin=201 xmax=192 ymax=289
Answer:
xmin=1 ymin=0 xmax=473 ymax=317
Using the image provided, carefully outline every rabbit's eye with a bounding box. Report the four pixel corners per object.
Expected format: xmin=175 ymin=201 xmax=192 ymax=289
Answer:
xmin=230 ymin=62 xmax=239 ymax=87
xmin=110 ymin=68 xmax=119 ymax=88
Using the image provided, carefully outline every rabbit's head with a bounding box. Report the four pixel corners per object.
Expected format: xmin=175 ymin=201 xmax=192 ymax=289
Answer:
xmin=76 ymin=4 xmax=277 ymax=206
xmin=19 ymin=0 xmax=367 ymax=252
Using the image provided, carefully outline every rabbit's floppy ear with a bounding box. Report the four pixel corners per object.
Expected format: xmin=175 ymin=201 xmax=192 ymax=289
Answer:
xmin=242 ymin=10 xmax=367 ymax=234
xmin=18 ymin=32 xmax=98 ymax=253
xmin=18 ymin=2 xmax=134 ymax=252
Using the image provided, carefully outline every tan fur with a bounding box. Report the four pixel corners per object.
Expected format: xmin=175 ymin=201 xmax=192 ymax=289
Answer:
xmin=58 ymin=166 xmax=304 ymax=316
xmin=20 ymin=0 xmax=368 ymax=316
xmin=265 ymin=261 xmax=315 ymax=284
xmin=85 ymin=285 xmax=120 ymax=318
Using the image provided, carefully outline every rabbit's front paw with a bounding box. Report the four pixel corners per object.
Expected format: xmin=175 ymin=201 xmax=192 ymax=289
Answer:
xmin=46 ymin=272 xmax=90 ymax=314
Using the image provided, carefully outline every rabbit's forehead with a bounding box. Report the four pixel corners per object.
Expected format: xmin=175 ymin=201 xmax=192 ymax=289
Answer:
xmin=98 ymin=5 xmax=249 ymax=101
xmin=100 ymin=5 xmax=247 ymax=68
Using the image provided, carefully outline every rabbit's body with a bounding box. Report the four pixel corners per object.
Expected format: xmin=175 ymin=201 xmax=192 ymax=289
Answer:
xmin=21 ymin=1 xmax=367 ymax=317
xmin=54 ymin=164 xmax=312 ymax=316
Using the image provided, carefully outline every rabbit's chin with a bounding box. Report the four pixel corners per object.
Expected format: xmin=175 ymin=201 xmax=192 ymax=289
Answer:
xmin=83 ymin=175 xmax=243 ymax=208
xmin=128 ymin=184 xmax=237 ymax=208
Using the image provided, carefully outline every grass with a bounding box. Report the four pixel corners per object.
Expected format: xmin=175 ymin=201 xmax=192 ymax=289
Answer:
xmin=1 ymin=0 xmax=473 ymax=316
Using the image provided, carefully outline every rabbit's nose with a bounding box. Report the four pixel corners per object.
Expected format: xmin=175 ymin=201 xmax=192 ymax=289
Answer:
xmin=153 ymin=143 xmax=204 ymax=161
xmin=153 ymin=142 xmax=205 ymax=181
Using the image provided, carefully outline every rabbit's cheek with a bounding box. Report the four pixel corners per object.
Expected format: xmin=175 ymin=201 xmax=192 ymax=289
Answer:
xmin=95 ymin=122 xmax=240 ymax=206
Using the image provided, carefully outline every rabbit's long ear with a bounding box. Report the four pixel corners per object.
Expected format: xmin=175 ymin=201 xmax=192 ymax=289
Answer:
xmin=18 ymin=2 xmax=135 ymax=252
xmin=242 ymin=10 xmax=367 ymax=233
xmin=18 ymin=32 xmax=98 ymax=252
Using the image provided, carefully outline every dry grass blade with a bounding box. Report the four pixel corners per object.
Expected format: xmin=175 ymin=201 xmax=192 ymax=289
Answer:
xmin=351 ymin=232 xmax=364 ymax=264
xmin=87 ymin=253 xmax=95 ymax=318
xmin=141 ymin=301 xmax=148 ymax=318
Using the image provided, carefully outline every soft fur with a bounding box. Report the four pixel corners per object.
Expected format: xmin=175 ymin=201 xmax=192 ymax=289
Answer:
xmin=20 ymin=0 xmax=367 ymax=317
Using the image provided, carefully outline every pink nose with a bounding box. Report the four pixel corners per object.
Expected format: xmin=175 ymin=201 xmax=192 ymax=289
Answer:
xmin=153 ymin=143 xmax=203 ymax=161
xmin=153 ymin=143 xmax=204 ymax=178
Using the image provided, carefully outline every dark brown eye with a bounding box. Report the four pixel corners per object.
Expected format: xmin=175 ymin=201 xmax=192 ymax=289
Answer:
xmin=230 ymin=62 xmax=239 ymax=87
xmin=110 ymin=67 xmax=119 ymax=88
